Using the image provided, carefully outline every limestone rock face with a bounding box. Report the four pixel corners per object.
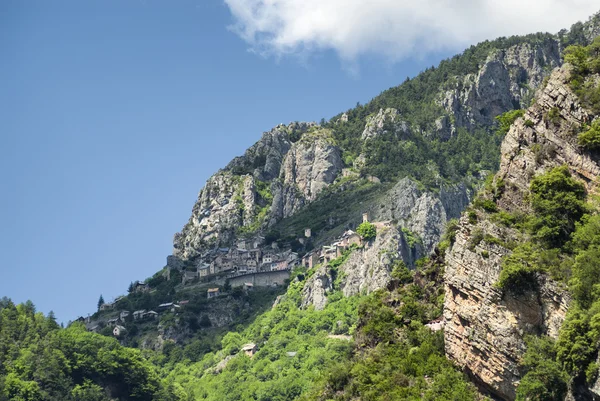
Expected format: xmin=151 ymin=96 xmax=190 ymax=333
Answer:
xmin=440 ymin=39 xmax=561 ymax=132
xmin=361 ymin=108 xmax=409 ymax=140
xmin=173 ymin=124 xmax=344 ymax=261
xmin=301 ymin=226 xmax=423 ymax=310
xmin=301 ymin=266 xmax=333 ymax=311
xmin=270 ymin=130 xmax=343 ymax=223
xmin=444 ymin=214 xmax=570 ymax=400
xmin=340 ymin=226 xmax=417 ymax=297
xmin=443 ymin=65 xmax=599 ymax=400
xmin=497 ymin=66 xmax=599 ymax=212
xmin=374 ymin=178 xmax=471 ymax=254
xmin=173 ymin=172 xmax=256 ymax=259
xmin=226 ymin=122 xmax=314 ymax=181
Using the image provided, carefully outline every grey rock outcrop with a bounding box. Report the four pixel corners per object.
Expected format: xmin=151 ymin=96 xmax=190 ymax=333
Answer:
xmin=497 ymin=66 xmax=599 ymax=212
xmin=226 ymin=122 xmax=314 ymax=181
xmin=270 ymin=129 xmax=343 ymax=223
xmin=301 ymin=266 xmax=333 ymax=310
xmin=340 ymin=226 xmax=417 ymax=297
xmin=373 ymin=178 xmax=471 ymax=254
xmin=301 ymin=226 xmax=423 ymax=310
xmin=440 ymin=39 xmax=562 ymax=132
xmin=173 ymin=172 xmax=259 ymax=260
xmin=174 ymin=124 xmax=345 ymax=261
xmin=361 ymin=108 xmax=409 ymax=140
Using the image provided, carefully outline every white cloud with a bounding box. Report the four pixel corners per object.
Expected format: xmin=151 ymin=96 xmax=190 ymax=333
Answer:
xmin=223 ymin=0 xmax=599 ymax=62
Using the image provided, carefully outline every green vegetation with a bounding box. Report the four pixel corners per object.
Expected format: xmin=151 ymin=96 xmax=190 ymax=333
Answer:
xmin=0 ymin=298 xmax=181 ymax=401
xmin=268 ymin=178 xmax=389 ymax=248
xmin=564 ymin=36 xmax=600 ymax=114
xmin=517 ymin=336 xmax=569 ymax=401
xmin=513 ymin=211 xmax=600 ymax=397
xmin=357 ymin=221 xmax=377 ymax=241
xmin=321 ymin=36 xmax=560 ymax=187
xmin=527 ymin=165 xmax=587 ymax=248
xmin=155 ymin=256 xmax=475 ymax=401
xmin=301 ymin=256 xmax=477 ymax=401
xmin=496 ymin=166 xmax=587 ymax=290
xmin=578 ymin=120 xmax=600 ymax=149
xmin=496 ymin=109 xmax=525 ymax=135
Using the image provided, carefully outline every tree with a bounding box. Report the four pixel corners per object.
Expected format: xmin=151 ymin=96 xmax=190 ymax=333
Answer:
xmin=357 ymin=222 xmax=376 ymax=241
xmin=97 ymin=295 xmax=104 ymax=311
xmin=528 ymin=165 xmax=587 ymax=248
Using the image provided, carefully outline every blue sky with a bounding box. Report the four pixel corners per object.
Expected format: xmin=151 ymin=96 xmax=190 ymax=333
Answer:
xmin=1 ymin=0 xmax=597 ymax=323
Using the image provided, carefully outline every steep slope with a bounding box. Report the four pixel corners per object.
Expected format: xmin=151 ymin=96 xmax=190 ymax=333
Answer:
xmin=444 ymin=52 xmax=600 ymax=400
xmin=170 ymin=30 xmax=585 ymax=270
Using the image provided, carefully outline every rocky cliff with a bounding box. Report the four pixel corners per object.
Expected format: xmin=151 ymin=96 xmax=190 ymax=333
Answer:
xmin=301 ymin=225 xmax=422 ymax=310
xmin=269 ymin=128 xmax=343 ymax=224
xmin=440 ymin=39 xmax=562 ymax=134
xmin=373 ymin=177 xmax=472 ymax=254
xmin=172 ymin=18 xmax=600 ymax=266
xmin=443 ymin=65 xmax=599 ymax=400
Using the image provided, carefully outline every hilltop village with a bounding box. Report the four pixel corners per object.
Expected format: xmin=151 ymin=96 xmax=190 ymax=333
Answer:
xmin=82 ymin=213 xmax=379 ymax=340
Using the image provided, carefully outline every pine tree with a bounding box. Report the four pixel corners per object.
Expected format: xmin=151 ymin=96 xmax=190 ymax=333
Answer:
xmin=97 ymin=294 xmax=105 ymax=310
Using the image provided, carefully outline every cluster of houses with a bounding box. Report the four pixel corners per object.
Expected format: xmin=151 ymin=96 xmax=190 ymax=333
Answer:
xmin=179 ymin=212 xmax=382 ymax=285
xmin=180 ymin=237 xmax=302 ymax=284
xmin=301 ymin=228 xmax=363 ymax=269
xmin=84 ymin=300 xmax=193 ymax=337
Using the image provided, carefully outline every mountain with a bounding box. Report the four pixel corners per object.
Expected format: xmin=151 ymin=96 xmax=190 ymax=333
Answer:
xmin=2 ymin=10 xmax=600 ymax=401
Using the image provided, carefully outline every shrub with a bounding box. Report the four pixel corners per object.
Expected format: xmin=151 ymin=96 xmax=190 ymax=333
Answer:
xmin=516 ymin=336 xmax=568 ymax=401
xmin=468 ymin=228 xmax=484 ymax=252
xmin=528 ymin=166 xmax=586 ymax=248
xmin=496 ymin=244 xmax=541 ymax=291
xmin=578 ymin=120 xmax=600 ymax=150
xmin=473 ymin=197 xmax=498 ymax=213
xmin=467 ymin=210 xmax=478 ymax=225
xmin=357 ymin=221 xmax=377 ymax=241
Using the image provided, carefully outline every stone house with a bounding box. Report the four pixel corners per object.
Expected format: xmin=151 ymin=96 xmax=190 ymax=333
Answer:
xmin=248 ymin=248 xmax=262 ymax=262
xmin=119 ymin=311 xmax=130 ymax=321
xmin=113 ymin=325 xmax=126 ymax=337
xmin=145 ymin=310 xmax=158 ymax=319
xmin=302 ymin=252 xmax=319 ymax=269
xmin=198 ymin=263 xmax=210 ymax=278
xmin=321 ymin=246 xmax=338 ymax=264
xmin=271 ymin=260 xmax=288 ymax=271
xmin=133 ymin=310 xmax=146 ymax=320
xmin=242 ymin=343 xmax=257 ymax=357
xmin=425 ymin=318 xmax=445 ymax=331
xmin=132 ymin=281 xmax=150 ymax=293
xmin=237 ymin=239 xmax=251 ymax=250
xmin=207 ymin=288 xmax=220 ymax=299
xmin=247 ymin=259 xmax=258 ymax=271
xmin=107 ymin=317 xmax=119 ymax=327
xmin=340 ymin=230 xmax=362 ymax=247
xmin=182 ymin=270 xmax=199 ymax=284
xmin=262 ymin=253 xmax=274 ymax=263
xmin=99 ymin=302 xmax=114 ymax=311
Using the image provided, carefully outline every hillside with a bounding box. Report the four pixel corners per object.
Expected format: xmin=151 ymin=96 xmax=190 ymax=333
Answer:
xmin=2 ymin=11 xmax=600 ymax=401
